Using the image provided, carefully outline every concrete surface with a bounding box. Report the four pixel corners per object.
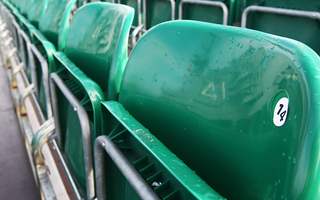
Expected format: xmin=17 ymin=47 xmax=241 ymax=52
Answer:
xmin=0 ymin=62 xmax=40 ymax=200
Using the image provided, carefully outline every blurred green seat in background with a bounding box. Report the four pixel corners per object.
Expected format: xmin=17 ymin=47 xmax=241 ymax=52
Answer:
xmin=239 ymin=0 xmax=320 ymax=54
xmin=143 ymin=0 xmax=175 ymax=31
xmin=178 ymin=0 xmax=235 ymax=25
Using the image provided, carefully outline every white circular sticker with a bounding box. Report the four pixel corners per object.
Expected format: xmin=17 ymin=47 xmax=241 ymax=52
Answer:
xmin=273 ymin=97 xmax=289 ymax=127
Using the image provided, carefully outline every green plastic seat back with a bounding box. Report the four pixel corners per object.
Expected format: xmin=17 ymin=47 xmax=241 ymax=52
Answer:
xmin=241 ymin=0 xmax=320 ymax=54
xmin=9 ymin=0 xmax=18 ymax=7
xmin=27 ymin=0 xmax=50 ymax=28
xmin=120 ymin=0 xmax=140 ymax=27
xmin=20 ymin=0 xmax=34 ymax=18
xmin=52 ymin=2 xmax=133 ymax=196
xmin=64 ymin=2 xmax=134 ymax=100
xmin=180 ymin=0 xmax=235 ymax=25
xmin=144 ymin=0 xmax=174 ymax=30
xmin=12 ymin=11 xmax=34 ymax=81
xmin=38 ymin=0 xmax=77 ymax=51
xmin=53 ymin=52 xmax=104 ymax=197
xmin=119 ymin=20 xmax=320 ymax=200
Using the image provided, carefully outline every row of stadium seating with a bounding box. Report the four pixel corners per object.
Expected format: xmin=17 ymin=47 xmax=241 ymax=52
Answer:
xmin=0 ymin=0 xmax=320 ymax=200
xmin=7 ymin=0 xmax=320 ymax=54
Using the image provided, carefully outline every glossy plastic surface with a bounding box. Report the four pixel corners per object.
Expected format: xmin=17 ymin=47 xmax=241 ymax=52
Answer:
xmin=239 ymin=0 xmax=320 ymax=54
xmin=53 ymin=52 xmax=104 ymax=196
xmin=145 ymin=0 xmax=173 ymax=29
xmin=65 ymin=2 xmax=134 ymax=100
xmin=55 ymin=2 xmax=134 ymax=196
xmin=120 ymin=20 xmax=320 ymax=200
xmin=120 ymin=0 xmax=140 ymax=27
xmin=38 ymin=0 xmax=77 ymax=51
xmin=27 ymin=0 xmax=50 ymax=28
xmin=20 ymin=0 xmax=34 ymax=17
xmin=101 ymin=101 xmax=224 ymax=199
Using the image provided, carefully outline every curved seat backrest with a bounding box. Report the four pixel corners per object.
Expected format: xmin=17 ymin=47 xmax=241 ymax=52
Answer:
xmin=240 ymin=0 xmax=320 ymax=54
xmin=64 ymin=2 xmax=134 ymax=100
xmin=20 ymin=0 xmax=34 ymax=18
xmin=120 ymin=0 xmax=141 ymax=27
xmin=39 ymin=0 xmax=77 ymax=51
xmin=52 ymin=2 xmax=134 ymax=197
xmin=119 ymin=20 xmax=320 ymax=200
xmin=27 ymin=0 xmax=49 ymax=28
xmin=144 ymin=0 xmax=174 ymax=30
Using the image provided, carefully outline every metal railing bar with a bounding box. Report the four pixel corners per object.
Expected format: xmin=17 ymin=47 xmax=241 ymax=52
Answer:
xmin=241 ymin=5 xmax=320 ymax=28
xmin=30 ymin=44 xmax=52 ymax=118
xmin=179 ymin=0 xmax=229 ymax=25
xmin=95 ymin=135 xmax=161 ymax=200
xmin=50 ymin=72 xmax=95 ymax=200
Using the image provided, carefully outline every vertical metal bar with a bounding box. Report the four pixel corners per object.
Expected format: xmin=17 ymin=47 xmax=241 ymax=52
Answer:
xmin=30 ymin=44 xmax=52 ymax=118
xmin=143 ymin=0 xmax=146 ymax=30
xmin=19 ymin=29 xmax=38 ymax=97
xmin=169 ymin=0 xmax=175 ymax=21
xmin=51 ymin=139 xmax=82 ymax=200
xmin=50 ymin=73 xmax=61 ymax=147
xmin=50 ymin=73 xmax=95 ymax=200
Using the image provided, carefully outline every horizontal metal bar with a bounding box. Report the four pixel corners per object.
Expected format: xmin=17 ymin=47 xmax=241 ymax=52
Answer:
xmin=95 ymin=135 xmax=160 ymax=200
xmin=241 ymin=5 xmax=320 ymax=28
xmin=50 ymin=73 xmax=95 ymax=200
xmin=179 ymin=0 xmax=229 ymax=25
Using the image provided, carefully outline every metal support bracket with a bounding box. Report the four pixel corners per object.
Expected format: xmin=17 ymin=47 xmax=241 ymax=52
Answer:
xmin=0 ymin=23 xmax=6 ymax=32
xmin=4 ymin=37 xmax=13 ymax=46
xmin=18 ymin=83 xmax=35 ymax=116
xmin=7 ymin=47 xmax=17 ymax=58
xmin=32 ymin=117 xmax=55 ymax=166
xmin=131 ymin=24 xmax=144 ymax=48
xmin=1 ymin=29 xmax=9 ymax=38
xmin=6 ymin=47 xmax=17 ymax=69
xmin=11 ymin=62 xmax=24 ymax=89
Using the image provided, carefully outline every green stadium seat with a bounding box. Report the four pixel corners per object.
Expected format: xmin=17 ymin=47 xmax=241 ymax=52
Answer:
xmin=143 ymin=0 xmax=175 ymax=30
xmin=120 ymin=0 xmax=142 ymax=28
xmin=107 ymin=20 xmax=320 ymax=200
xmin=27 ymin=0 xmax=50 ymax=29
xmin=20 ymin=0 xmax=34 ymax=18
xmin=26 ymin=0 xmax=77 ymax=119
xmin=94 ymin=101 xmax=224 ymax=199
xmin=50 ymin=2 xmax=134 ymax=198
xmin=119 ymin=0 xmax=143 ymax=48
xmin=178 ymin=0 xmax=235 ymax=25
xmin=239 ymin=0 xmax=320 ymax=54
